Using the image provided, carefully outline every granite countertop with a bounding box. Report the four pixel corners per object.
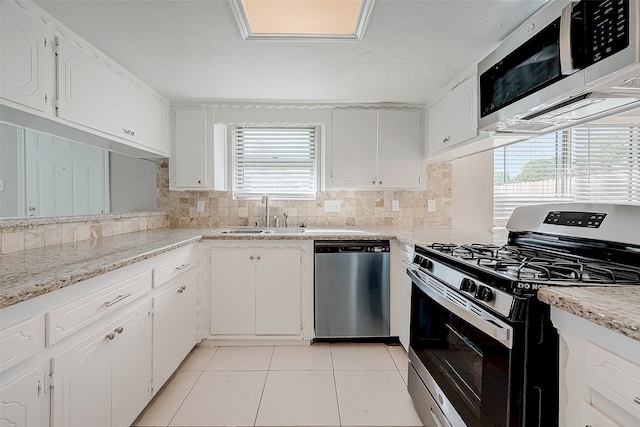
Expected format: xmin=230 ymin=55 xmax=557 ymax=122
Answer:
xmin=0 ymin=226 xmax=504 ymax=310
xmin=538 ymin=287 xmax=640 ymax=342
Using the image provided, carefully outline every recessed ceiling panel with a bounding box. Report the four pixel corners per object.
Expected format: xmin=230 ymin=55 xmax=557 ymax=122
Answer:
xmin=242 ymin=0 xmax=361 ymax=35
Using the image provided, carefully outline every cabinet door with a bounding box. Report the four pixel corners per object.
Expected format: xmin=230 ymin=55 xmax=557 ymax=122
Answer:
xmin=428 ymin=76 xmax=478 ymax=156
xmin=377 ymin=110 xmax=422 ymax=189
xmin=172 ymin=108 xmax=210 ymax=189
xmin=51 ymin=326 xmax=112 ymax=427
xmin=255 ymin=250 xmax=301 ymax=335
xmin=0 ymin=368 xmax=42 ymax=427
xmin=330 ymin=110 xmax=378 ymax=188
xmin=210 ymin=249 xmax=256 ymax=335
xmin=0 ymin=2 xmax=46 ymax=112
xmin=111 ymin=301 xmax=152 ymax=427
xmin=56 ymin=38 xmax=168 ymax=155
xmin=152 ymin=273 xmax=197 ymax=391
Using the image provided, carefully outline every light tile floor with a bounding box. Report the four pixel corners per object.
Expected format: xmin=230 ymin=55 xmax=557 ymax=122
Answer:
xmin=132 ymin=343 xmax=423 ymax=427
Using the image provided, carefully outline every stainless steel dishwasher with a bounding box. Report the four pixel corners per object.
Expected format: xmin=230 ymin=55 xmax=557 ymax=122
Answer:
xmin=314 ymin=240 xmax=390 ymax=340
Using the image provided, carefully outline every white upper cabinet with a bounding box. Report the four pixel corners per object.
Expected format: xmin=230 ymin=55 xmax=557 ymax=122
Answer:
xmin=331 ymin=110 xmax=379 ymax=188
xmin=0 ymin=2 xmax=46 ymax=113
xmin=427 ymin=74 xmax=480 ymax=157
xmin=170 ymin=107 xmax=226 ymax=191
xmin=56 ymin=38 xmax=169 ymax=156
xmin=377 ymin=110 xmax=422 ymax=189
xmin=330 ymin=109 xmax=424 ymax=190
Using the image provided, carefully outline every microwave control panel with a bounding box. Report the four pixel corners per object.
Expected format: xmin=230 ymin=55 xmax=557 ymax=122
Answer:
xmin=581 ymin=0 xmax=629 ymax=66
xmin=543 ymin=211 xmax=608 ymax=228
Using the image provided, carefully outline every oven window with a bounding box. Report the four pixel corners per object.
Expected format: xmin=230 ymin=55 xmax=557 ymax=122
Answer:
xmin=410 ymin=284 xmax=517 ymax=426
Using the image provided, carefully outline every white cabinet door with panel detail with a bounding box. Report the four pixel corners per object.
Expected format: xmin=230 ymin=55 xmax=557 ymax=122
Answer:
xmin=51 ymin=300 xmax=151 ymax=427
xmin=0 ymin=368 xmax=44 ymax=427
xmin=210 ymin=247 xmax=302 ymax=337
xmin=152 ymin=272 xmax=197 ymax=392
xmin=0 ymin=2 xmax=46 ymax=113
xmin=56 ymin=38 xmax=169 ymax=155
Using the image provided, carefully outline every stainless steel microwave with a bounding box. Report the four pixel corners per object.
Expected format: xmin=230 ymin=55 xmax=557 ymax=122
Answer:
xmin=479 ymin=0 xmax=640 ymax=134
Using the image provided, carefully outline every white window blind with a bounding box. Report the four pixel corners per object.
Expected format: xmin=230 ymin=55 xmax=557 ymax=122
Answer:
xmin=233 ymin=126 xmax=317 ymax=199
xmin=494 ymin=125 xmax=640 ymax=227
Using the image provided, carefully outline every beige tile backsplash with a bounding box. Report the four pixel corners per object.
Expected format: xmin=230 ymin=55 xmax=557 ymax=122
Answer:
xmin=157 ymin=162 xmax=452 ymax=228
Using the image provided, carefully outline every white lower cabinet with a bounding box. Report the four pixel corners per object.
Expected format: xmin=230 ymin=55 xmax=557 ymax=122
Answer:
xmin=0 ymin=366 xmax=46 ymax=427
xmin=51 ymin=299 xmax=152 ymax=427
xmin=551 ymin=307 xmax=640 ymax=427
xmin=210 ymin=247 xmax=301 ymax=337
xmin=152 ymin=271 xmax=197 ymax=391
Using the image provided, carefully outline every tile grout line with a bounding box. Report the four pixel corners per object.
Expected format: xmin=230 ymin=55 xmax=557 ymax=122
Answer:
xmin=166 ymin=346 xmax=218 ymax=427
xmin=252 ymin=345 xmax=275 ymax=427
xmin=330 ymin=343 xmax=343 ymax=427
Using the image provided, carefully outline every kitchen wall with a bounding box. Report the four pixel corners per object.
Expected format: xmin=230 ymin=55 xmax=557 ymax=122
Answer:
xmin=157 ymin=161 xmax=452 ymax=227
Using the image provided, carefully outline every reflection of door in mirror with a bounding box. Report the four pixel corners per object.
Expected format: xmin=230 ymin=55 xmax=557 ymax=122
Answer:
xmin=23 ymin=129 xmax=107 ymax=217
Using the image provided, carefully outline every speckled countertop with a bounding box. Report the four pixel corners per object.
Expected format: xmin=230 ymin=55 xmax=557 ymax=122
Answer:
xmin=538 ymin=287 xmax=640 ymax=342
xmin=0 ymin=226 xmax=504 ymax=310
xmin=0 ymin=211 xmax=166 ymax=229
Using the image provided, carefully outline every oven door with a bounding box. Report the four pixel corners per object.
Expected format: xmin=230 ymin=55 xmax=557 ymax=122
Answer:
xmin=408 ymin=276 xmax=523 ymax=427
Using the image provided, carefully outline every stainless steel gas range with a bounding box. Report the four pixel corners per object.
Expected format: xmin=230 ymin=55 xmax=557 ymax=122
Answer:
xmin=406 ymin=203 xmax=640 ymax=427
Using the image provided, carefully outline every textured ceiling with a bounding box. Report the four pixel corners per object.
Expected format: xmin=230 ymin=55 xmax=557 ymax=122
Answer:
xmin=35 ymin=0 xmax=548 ymax=104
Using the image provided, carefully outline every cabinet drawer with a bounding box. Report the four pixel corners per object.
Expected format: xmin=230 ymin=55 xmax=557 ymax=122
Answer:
xmin=153 ymin=252 xmax=197 ymax=288
xmin=0 ymin=316 xmax=44 ymax=372
xmin=585 ymin=341 xmax=640 ymax=420
xmin=580 ymin=401 xmax=621 ymax=427
xmin=46 ymin=271 xmax=151 ymax=346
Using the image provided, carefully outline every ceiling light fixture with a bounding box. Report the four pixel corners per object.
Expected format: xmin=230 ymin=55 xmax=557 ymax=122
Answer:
xmin=229 ymin=0 xmax=376 ymax=41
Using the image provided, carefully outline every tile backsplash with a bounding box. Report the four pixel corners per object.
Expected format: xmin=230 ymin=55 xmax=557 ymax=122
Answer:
xmin=157 ymin=162 xmax=452 ymax=228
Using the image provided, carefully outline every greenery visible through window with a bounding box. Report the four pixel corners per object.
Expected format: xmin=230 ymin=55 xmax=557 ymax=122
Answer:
xmin=494 ymin=125 xmax=640 ymax=227
xmin=233 ymin=126 xmax=317 ymax=199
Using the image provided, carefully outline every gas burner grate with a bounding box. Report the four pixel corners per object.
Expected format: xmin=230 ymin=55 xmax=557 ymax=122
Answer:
xmin=430 ymin=243 xmax=458 ymax=253
xmin=452 ymin=244 xmax=501 ymax=259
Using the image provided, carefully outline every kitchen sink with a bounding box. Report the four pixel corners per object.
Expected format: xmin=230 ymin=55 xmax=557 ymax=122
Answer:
xmin=216 ymin=227 xmax=368 ymax=235
xmin=217 ymin=228 xmax=275 ymax=234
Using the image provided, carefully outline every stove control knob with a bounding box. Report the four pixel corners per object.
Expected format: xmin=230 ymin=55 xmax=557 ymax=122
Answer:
xmin=460 ymin=278 xmax=476 ymax=293
xmin=475 ymin=286 xmax=494 ymax=302
xmin=419 ymin=258 xmax=433 ymax=271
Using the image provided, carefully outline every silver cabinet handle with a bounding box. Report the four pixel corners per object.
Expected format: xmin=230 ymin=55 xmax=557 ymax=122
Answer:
xmin=634 ymin=397 xmax=640 ymax=405
xmin=124 ymin=129 xmax=135 ymax=136
xmin=106 ymin=333 xmax=115 ymax=340
xmin=175 ymin=263 xmax=190 ymax=271
xmin=115 ymin=327 xmax=124 ymax=334
xmin=443 ymin=135 xmax=450 ymax=143
xmin=105 ymin=293 xmax=132 ymax=307
xmin=177 ymin=285 xmax=187 ymax=294
xmin=250 ymin=255 xmax=254 ymax=260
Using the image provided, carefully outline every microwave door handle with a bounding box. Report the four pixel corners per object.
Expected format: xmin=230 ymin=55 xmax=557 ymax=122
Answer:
xmin=560 ymin=2 xmax=579 ymax=75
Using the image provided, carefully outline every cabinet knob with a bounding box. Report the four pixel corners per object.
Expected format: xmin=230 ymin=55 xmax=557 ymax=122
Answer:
xmin=115 ymin=327 xmax=124 ymax=334
xmin=443 ymin=135 xmax=450 ymax=143
xmin=198 ymin=180 xmax=201 ymax=184
xmin=177 ymin=285 xmax=187 ymax=293
xmin=378 ymin=181 xmax=382 ymax=185
xmin=257 ymin=256 xmax=261 ymax=260
xmin=106 ymin=333 xmax=115 ymax=340
xmin=250 ymin=255 xmax=254 ymax=260
xmin=634 ymin=396 xmax=640 ymax=405
xmin=123 ymin=129 xmax=135 ymax=137
xmin=372 ymin=180 xmax=376 ymax=184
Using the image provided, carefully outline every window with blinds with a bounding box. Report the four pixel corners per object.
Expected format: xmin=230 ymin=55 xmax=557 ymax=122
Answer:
xmin=233 ymin=126 xmax=317 ymax=199
xmin=494 ymin=125 xmax=640 ymax=227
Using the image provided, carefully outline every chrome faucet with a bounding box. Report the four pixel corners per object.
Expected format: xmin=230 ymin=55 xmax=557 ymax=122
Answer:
xmin=261 ymin=194 xmax=269 ymax=227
